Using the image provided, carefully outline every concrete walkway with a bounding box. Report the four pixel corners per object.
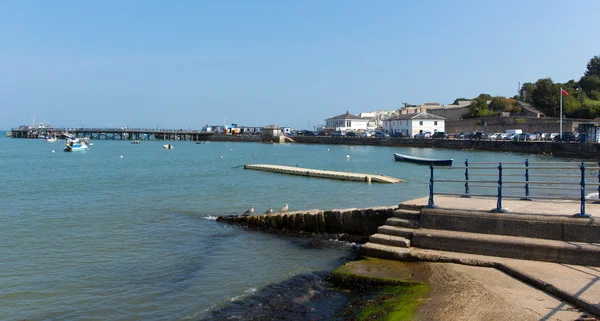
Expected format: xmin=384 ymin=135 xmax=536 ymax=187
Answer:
xmin=364 ymin=242 xmax=600 ymax=317
xmin=403 ymin=195 xmax=600 ymax=217
xmin=244 ymin=164 xmax=404 ymax=183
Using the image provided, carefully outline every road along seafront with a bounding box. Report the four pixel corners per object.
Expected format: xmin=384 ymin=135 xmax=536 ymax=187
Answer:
xmin=217 ymin=196 xmax=600 ymax=319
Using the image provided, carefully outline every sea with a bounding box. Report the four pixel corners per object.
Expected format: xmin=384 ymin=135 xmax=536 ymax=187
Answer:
xmin=0 ymin=131 xmax=594 ymax=320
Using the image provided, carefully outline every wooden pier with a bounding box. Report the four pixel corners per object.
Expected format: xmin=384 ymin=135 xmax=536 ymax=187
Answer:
xmin=10 ymin=127 xmax=214 ymax=141
xmin=244 ymin=164 xmax=404 ymax=183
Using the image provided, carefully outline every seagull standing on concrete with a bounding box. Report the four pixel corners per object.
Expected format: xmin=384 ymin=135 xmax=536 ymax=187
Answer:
xmin=281 ymin=204 xmax=289 ymax=213
xmin=244 ymin=206 xmax=255 ymax=214
xmin=265 ymin=208 xmax=273 ymax=214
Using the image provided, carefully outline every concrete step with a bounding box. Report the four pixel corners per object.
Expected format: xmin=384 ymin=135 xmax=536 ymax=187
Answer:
xmin=406 ymin=228 xmax=600 ymax=266
xmin=369 ymin=233 xmax=411 ymax=248
xmin=360 ymin=242 xmax=410 ymax=261
xmin=386 ymin=217 xmax=419 ymax=229
xmin=392 ymin=208 xmax=420 ymax=220
xmin=397 ymin=203 xmax=423 ymax=212
xmin=420 ymin=207 xmax=600 ymax=243
xmin=377 ymin=225 xmax=414 ymax=239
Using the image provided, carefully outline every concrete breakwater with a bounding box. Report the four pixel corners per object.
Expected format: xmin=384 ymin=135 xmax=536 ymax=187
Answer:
xmin=201 ymin=135 xmax=600 ymax=158
xmin=216 ymin=206 xmax=397 ymax=240
xmin=292 ymin=136 xmax=600 ymax=158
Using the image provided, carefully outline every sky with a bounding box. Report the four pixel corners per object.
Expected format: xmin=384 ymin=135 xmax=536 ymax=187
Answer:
xmin=1 ymin=0 xmax=599 ymax=130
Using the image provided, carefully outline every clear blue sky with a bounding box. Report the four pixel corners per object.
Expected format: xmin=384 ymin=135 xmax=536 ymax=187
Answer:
xmin=1 ymin=0 xmax=599 ymax=130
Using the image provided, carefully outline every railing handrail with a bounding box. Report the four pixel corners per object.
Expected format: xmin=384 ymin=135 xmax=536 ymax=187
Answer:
xmin=427 ymin=159 xmax=598 ymax=217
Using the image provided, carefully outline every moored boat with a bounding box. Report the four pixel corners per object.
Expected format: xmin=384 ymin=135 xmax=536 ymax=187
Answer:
xmin=64 ymin=138 xmax=89 ymax=152
xmin=163 ymin=144 xmax=174 ymax=149
xmin=393 ymin=153 xmax=453 ymax=166
xmin=46 ymin=136 xmax=57 ymax=143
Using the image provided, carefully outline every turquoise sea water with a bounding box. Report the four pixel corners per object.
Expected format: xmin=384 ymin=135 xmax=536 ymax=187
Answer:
xmin=0 ymin=133 xmax=589 ymax=320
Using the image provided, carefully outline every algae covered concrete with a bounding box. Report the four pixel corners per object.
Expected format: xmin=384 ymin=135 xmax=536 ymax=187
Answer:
xmin=335 ymin=257 xmax=595 ymax=321
xmin=217 ymin=206 xmax=397 ymax=238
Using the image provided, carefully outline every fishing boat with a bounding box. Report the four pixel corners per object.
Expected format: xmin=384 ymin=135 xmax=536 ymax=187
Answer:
xmin=64 ymin=138 xmax=89 ymax=152
xmin=163 ymin=144 xmax=174 ymax=149
xmin=393 ymin=153 xmax=453 ymax=166
xmin=46 ymin=136 xmax=57 ymax=143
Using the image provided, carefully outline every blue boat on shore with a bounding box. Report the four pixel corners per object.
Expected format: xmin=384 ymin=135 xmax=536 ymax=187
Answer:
xmin=393 ymin=153 xmax=453 ymax=166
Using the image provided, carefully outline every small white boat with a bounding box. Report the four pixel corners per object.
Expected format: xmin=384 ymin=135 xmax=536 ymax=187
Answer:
xmin=131 ymin=140 xmax=141 ymax=144
xmin=64 ymin=138 xmax=89 ymax=152
xmin=46 ymin=137 xmax=57 ymax=143
xmin=163 ymin=144 xmax=174 ymax=149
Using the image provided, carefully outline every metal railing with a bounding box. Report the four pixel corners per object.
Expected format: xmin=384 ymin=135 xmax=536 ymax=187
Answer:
xmin=427 ymin=160 xmax=600 ymax=217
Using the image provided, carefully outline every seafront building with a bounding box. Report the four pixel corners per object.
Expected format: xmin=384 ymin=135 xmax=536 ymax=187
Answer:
xmin=382 ymin=112 xmax=446 ymax=137
xmin=324 ymin=111 xmax=370 ymax=132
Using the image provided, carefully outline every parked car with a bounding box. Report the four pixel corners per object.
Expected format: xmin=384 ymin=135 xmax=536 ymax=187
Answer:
xmin=549 ymin=133 xmax=560 ymax=140
xmin=332 ymin=131 xmax=344 ymax=137
xmin=431 ymin=132 xmax=449 ymax=139
xmin=472 ymin=132 xmax=485 ymax=140
xmin=553 ymin=132 xmax=579 ymax=142
xmin=540 ymin=133 xmax=550 ymax=140
xmin=346 ymin=131 xmax=357 ymax=137
xmin=414 ymin=131 xmax=432 ymax=138
xmin=456 ymin=132 xmax=468 ymax=139
xmin=488 ymin=133 xmax=503 ymax=139
xmin=358 ymin=132 xmax=371 ymax=137
xmin=373 ymin=131 xmax=390 ymax=138
xmin=300 ymin=130 xmax=316 ymax=136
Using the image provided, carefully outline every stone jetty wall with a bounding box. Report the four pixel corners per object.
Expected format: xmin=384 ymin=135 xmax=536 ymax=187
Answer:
xmin=216 ymin=206 xmax=397 ymax=239
xmin=292 ymin=136 xmax=600 ymax=158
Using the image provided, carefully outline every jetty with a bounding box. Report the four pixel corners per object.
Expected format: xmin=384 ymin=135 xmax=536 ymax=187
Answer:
xmin=243 ymin=164 xmax=404 ymax=183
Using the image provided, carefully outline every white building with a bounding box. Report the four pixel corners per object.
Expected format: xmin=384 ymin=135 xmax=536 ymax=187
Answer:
xmin=325 ymin=111 xmax=369 ymax=132
xmin=382 ymin=112 xmax=446 ymax=137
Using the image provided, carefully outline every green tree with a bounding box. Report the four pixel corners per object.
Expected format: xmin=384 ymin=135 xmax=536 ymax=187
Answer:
xmin=519 ymin=82 xmax=536 ymax=102
xmin=579 ymin=75 xmax=600 ymax=93
xmin=585 ymin=55 xmax=600 ymax=77
xmin=562 ymin=95 xmax=584 ymax=118
xmin=463 ymin=98 xmax=497 ymax=118
xmin=476 ymin=93 xmax=493 ymax=101
xmin=489 ymin=96 xmax=515 ymax=111
xmin=531 ymin=78 xmax=559 ymax=116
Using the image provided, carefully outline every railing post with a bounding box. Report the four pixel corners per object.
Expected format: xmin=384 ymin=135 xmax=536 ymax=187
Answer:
xmin=427 ymin=163 xmax=437 ymax=208
xmin=521 ymin=159 xmax=532 ymax=200
xmin=575 ymin=162 xmax=590 ymax=217
xmin=595 ymin=161 xmax=600 ymax=204
xmin=461 ymin=159 xmax=471 ymax=198
xmin=492 ymin=162 xmax=507 ymax=212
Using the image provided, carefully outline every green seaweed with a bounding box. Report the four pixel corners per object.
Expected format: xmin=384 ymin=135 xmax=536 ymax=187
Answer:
xmin=329 ymin=257 xmax=431 ymax=320
xmin=356 ymin=284 xmax=430 ymax=321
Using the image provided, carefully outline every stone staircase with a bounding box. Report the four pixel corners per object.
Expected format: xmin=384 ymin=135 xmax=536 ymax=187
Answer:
xmin=361 ymin=205 xmax=600 ymax=266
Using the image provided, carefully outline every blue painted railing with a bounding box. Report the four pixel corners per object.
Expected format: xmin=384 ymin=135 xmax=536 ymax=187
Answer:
xmin=427 ymin=160 xmax=600 ymax=217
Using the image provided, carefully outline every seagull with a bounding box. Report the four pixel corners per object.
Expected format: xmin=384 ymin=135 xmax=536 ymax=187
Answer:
xmin=281 ymin=204 xmax=289 ymax=213
xmin=265 ymin=208 xmax=273 ymax=214
xmin=244 ymin=206 xmax=254 ymax=214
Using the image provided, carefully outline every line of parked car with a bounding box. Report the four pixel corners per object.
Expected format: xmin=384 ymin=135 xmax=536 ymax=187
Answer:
xmin=286 ymin=129 xmax=581 ymax=142
xmin=455 ymin=131 xmax=579 ymax=142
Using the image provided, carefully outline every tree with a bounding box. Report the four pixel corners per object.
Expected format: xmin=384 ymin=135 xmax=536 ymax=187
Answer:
xmin=463 ymin=98 xmax=496 ymax=118
xmin=531 ymin=78 xmax=559 ymax=116
xmin=519 ymin=82 xmax=536 ymax=103
xmin=489 ymin=96 xmax=515 ymax=111
xmin=476 ymin=93 xmax=493 ymax=101
xmin=585 ymin=55 xmax=600 ymax=77
xmin=579 ymin=75 xmax=600 ymax=93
